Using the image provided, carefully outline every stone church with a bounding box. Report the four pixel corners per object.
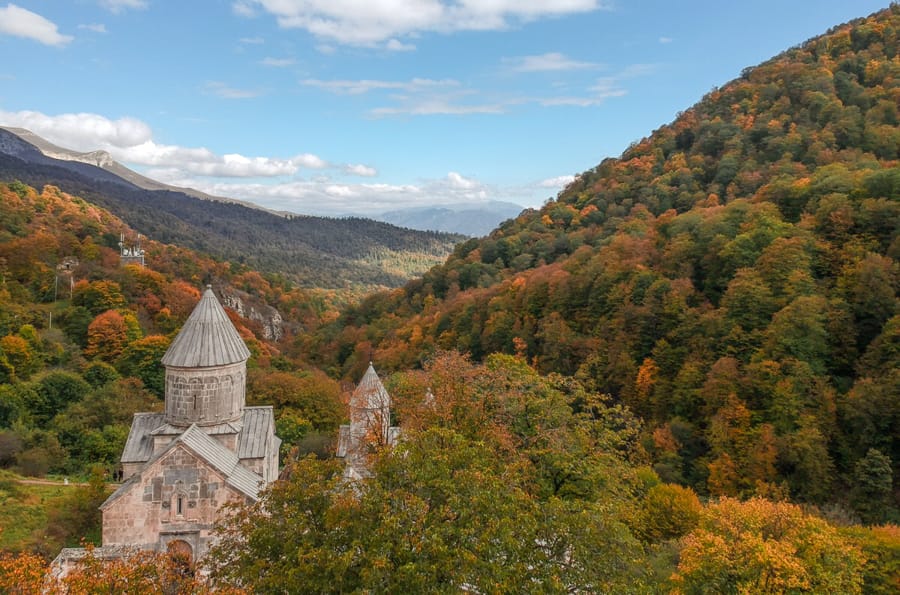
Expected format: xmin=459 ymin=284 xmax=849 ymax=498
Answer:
xmin=336 ymin=362 xmax=400 ymax=479
xmin=55 ymin=286 xmax=280 ymax=569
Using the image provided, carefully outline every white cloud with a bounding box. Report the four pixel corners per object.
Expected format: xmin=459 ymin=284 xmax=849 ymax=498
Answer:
xmin=183 ymin=171 xmax=501 ymax=216
xmin=293 ymin=153 xmax=328 ymax=169
xmin=0 ymin=4 xmax=73 ymax=46
xmin=539 ymin=175 xmax=575 ymax=188
xmin=78 ymin=23 xmax=108 ymax=33
xmin=301 ymin=77 xmax=458 ymax=95
xmin=0 ymin=108 xmax=550 ymax=216
xmin=243 ymin=0 xmax=607 ymax=46
xmin=304 ymin=59 xmax=653 ymax=118
xmin=537 ymin=63 xmax=656 ymax=107
xmin=260 ymin=57 xmax=295 ymax=67
xmin=0 ymin=109 xmax=329 ymax=179
xmin=1 ymin=109 xmax=153 ymax=149
xmin=346 ymin=164 xmax=378 ymax=177
xmin=658 ymin=36 xmax=672 ymax=44
xmin=386 ymin=38 xmax=416 ymax=52
xmin=239 ymin=36 xmax=264 ymax=44
xmin=99 ymin=0 xmax=147 ymax=13
xmin=232 ymin=1 xmax=256 ymax=17
xmin=301 ymin=78 xmax=507 ymax=116
xmin=203 ymin=81 xmax=265 ymax=99
xmin=506 ymin=52 xmax=597 ymax=72
xmin=370 ymin=100 xmax=505 ymax=117
xmin=447 ymin=172 xmax=478 ymax=190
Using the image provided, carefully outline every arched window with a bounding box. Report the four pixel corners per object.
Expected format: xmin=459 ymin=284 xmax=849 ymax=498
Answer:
xmin=171 ymin=481 xmax=187 ymax=520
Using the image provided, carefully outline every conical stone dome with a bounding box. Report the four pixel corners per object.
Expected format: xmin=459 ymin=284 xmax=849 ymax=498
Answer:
xmin=351 ymin=362 xmax=391 ymax=410
xmin=161 ymin=286 xmax=250 ymax=368
xmin=161 ymin=286 xmax=250 ymax=427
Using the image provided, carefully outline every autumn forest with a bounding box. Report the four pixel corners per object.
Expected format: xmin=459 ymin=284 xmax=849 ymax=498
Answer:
xmin=1 ymin=5 xmax=899 ymax=593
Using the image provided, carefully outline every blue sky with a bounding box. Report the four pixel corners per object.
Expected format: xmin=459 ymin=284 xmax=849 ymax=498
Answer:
xmin=0 ymin=1 xmax=890 ymax=216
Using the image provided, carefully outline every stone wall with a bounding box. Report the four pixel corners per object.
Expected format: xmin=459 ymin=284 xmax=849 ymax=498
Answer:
xmin=165 ymin=362 xmax=246 ymax=426
xmin=103 ymin=444 xmax=248 ymax=559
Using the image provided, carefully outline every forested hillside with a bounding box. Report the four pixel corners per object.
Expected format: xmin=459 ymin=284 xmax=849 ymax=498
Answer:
xmin=2 ymin=7 xmax=899 ymax=592
xmin=0 ymin=181 xmax=349 ymax=553
xmin=309 ymin=6 xmax=899 ymax=515
xmin=0 ymin=134 xmax=463 ymax=291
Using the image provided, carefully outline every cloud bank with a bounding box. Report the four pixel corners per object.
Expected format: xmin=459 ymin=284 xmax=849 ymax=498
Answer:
xmin=0 ymin=108 xmax=571 ymax=215
xmin=238 ymin=0 xmax=608 ymax=46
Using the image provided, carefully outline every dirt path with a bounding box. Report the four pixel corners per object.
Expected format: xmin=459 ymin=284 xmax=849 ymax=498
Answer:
xmin=14 ymin=478 xmax=121 ymax=488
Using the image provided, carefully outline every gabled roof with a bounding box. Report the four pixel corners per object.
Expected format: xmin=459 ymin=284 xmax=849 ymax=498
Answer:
xmin=176 ymin=425 xmax=264 ymax=499
xmin=351 ymin=362 xmax=391 ymax=410
xmin=238 ymin=406 xmax=276 ymax=459
xmin=104 ymin=424 xmax=264 ymax=510
xmin=160 ymin=286 xmax=251 ymax=368
xmin=120 ymin=412 xmax=165 ymax=463
xmin=120 ymin=408 xmax=277 ymax=466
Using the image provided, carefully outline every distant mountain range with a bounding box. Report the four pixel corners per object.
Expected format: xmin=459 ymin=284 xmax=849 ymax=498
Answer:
xmin=0 ymin=127 xmax=463 ymax=290
xmin=375 ymin=201 xmax=525 ymax=237
xmin=0 ymin=126 xmax=251 ymax=205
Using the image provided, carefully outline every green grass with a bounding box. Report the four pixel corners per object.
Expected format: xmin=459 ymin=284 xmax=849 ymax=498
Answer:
xmin=0 ymin=470 xmax=70 ymax=553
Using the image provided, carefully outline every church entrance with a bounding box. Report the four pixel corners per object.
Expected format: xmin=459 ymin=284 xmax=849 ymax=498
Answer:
xmin=167 ymin=539 xmax=193 ymax=562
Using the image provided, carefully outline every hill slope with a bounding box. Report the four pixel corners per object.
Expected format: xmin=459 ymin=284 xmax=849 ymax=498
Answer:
xmin=0 ymin=128 xmax=463 ymax=291
xmin=310 ymin=6 xmax=899 ymax=511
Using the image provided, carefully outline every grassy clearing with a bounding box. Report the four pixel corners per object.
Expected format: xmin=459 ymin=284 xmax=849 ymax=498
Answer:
xmin=0 ymin=471 xmax=71 ymax=553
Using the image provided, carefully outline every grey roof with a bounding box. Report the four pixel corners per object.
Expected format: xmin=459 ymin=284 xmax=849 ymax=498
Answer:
xmin=176 ymin=425 xmax=264 ymax=499
xmin=53 ymin=545 xmax=136 ymax=567
xmin=120 ymin=412 xmax=165 ymax=463
xmin=150 ymin=421 xmax=242 ymax=436
xmin=238 ymin=406 xmax=275 ymax=459
xmin=351 ymin=363 xmax=391 ymax=409
xmin=161 ymin=286 xmax=251 ymax=368
xmin=121 ymin=408 xmax=276 ymax=466
xmin=336 ymin=425 xmax=350 ymax=458
xmin=106 ymin=424 xmax=264 ymax=508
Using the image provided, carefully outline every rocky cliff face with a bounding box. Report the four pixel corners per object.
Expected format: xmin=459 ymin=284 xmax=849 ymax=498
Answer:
xmin=219 ymin=290 xmax=284 ymax=342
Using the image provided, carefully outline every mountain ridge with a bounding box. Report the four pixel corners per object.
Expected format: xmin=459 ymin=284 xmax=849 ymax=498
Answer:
xmin=0 ymin=128 xmax=464 ymax=291
xmin=375 ymin=200 xmax=526 ymax=237
xmin=0 ymin=126 xmax=277 ymax=210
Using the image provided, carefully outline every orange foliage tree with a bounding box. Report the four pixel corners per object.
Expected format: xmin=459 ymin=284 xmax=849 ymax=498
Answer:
xmin=84 ymin=310 xmax=134 ymax=362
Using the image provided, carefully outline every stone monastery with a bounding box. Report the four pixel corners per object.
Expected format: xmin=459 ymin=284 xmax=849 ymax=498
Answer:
xmin=57 ymin=286 xmax=281 ymax=568
xmin=55 ymin=285 xmax=398 ymax=572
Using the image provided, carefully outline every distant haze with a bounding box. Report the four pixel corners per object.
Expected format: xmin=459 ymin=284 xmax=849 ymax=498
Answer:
xmin=375 ymin=201 xmax=525 ymax=237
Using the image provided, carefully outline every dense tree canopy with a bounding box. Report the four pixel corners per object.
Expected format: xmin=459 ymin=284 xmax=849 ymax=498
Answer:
xmin=208 ymin=353 xmax=649 ymax=593
xmin=307 ymin=5 xmax=900 ymax=518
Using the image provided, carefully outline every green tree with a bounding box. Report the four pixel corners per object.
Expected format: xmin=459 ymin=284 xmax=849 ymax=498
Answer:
xmin=247 ymin=369 xmax=342 ymax=432
xmin=82 ymin=361 xmax=120 ymax=388
xmin=71 ymin=279 xmax=127 ymax=316
xmin=116 ymin=335 xmax=170 ymax=397
xmin=843 ymin=525 xmax=900 ymax=595
xmin=631 ymin=483 xmax=702 ymax=543
xmin=852 ymin=448 xmax=895 ymax=524
xmin=209 ymin=429 xmax=645 ymax=593
xmin=29 ymin=371 xmax=91 ymax=425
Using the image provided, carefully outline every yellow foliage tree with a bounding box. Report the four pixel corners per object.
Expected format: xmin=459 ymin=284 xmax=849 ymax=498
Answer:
xmin=673 ymin=497 xmax=864 ymax=594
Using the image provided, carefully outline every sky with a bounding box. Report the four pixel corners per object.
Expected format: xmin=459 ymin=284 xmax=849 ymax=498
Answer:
xmin=0 ymin=1 xmax=891 ymax=216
